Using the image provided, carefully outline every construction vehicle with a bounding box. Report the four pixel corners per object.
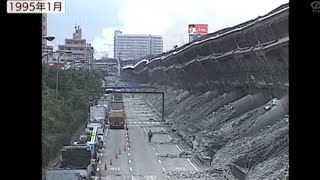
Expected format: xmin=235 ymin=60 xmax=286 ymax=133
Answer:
xmin=110 ymin=100 xmax=124 ymax=111
xmin=113 ymin=93 xmax=123 ymax=101
xmin=109 ymin=110 xmax=125 ymax=129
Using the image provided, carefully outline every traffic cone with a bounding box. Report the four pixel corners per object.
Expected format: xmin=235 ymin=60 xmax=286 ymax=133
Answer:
xmin=110 ymin=159 xmax=112 ymax=165
xmin=115 ymin=152 xmax=118 ymax=159
xmin=119 ymin=147 xmax=121 ymax=154
xmin=105 ymin=163 xmax=107 ymax=170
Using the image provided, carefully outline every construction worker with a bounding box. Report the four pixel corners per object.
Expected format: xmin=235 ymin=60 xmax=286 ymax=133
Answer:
xmin=148 ymin=130 xmax=153 ymax=143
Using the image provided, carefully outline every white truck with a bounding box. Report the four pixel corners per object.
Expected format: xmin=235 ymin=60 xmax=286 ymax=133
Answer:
xmin=85 ymin=122 xmax=102 ymax=134
xmin=89 ymin=105 xmax=106 ymax=122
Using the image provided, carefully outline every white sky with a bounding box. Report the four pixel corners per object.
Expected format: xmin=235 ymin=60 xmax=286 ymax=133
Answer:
xmin=49 ymin=0 xmax=289 ymax=59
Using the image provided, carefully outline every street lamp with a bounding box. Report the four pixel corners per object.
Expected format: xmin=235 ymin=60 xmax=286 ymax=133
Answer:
xmin=56 ymin=50 xmax=72 ymax=100
xmin=42 ymin=36 xmax=55 ymax=63
xmin=42 ymin=36 xmax=55 ymax=41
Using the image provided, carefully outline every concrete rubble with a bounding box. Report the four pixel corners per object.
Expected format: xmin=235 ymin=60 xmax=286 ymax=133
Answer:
xmin=141 ymin=86 xmax=289 ymax=180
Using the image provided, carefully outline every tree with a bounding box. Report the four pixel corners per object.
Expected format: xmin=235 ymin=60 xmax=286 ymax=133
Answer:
xmin=42 ymin=64 xmax=103 ymax=168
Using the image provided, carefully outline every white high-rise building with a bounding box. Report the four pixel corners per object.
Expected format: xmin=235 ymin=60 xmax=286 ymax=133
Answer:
xmin=114 ymin=30 xmax=163 ymax=65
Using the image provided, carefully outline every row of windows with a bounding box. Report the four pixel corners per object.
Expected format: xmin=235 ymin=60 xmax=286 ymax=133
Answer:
xmin=117 ymin=35 xmax=162 ymax=38
xmin=66 ymin=40 xmax=86 ymax=44
xmin=116 ymin=40 xmax=163 ymax=44
xmin=116 ymin=39 xmax=162 ymax=43
xmin=115 ymin=44 xmax=162 ymax=48
xmin=63 ymin=47 xmax=88 ymax=51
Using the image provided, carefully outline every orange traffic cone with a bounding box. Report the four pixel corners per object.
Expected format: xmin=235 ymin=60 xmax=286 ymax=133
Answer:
xmin=105 ymin=163 xmax=107 ymax=170
xmin=110 ymin=159 xmax=112 ymax=165
xmin=119 ymin=147 xmax=121 ymax=154
xmin=115 ymin=152 xmax=118 ymax=159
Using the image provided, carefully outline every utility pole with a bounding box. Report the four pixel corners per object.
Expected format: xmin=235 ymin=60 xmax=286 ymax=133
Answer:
xmin=117 ymin=53 xmax=121 ymax=77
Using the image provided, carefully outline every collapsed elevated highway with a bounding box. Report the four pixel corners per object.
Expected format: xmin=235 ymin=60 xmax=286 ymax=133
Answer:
xmin=123 ymin=3 xmax=288 ymax=99
xmin=122 ymin=3 xmax=289 ymax=180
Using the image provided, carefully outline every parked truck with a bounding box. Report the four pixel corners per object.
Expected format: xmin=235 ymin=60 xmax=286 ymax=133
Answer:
xmin=89 ymin=105 xmax=106 ymax=122
xmin=110 ymin=100 xmax=124 ymax=111
xmin=113 ymin=93 xmax=123 ymax=101
xmin=109 ymin=110 xmax=125 ymax=129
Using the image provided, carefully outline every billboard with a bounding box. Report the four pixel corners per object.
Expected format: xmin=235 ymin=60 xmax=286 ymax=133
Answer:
xmin=188 ymin=24 xmax=208 ymax=35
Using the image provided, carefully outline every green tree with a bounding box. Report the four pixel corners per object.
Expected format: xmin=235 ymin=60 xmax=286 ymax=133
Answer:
xmin=42 ymin=64 xmax=103 ymax=168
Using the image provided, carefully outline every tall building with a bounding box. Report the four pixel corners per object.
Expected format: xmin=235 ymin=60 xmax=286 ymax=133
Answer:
xmin=57 ymin=26 xmax=94 ymax=64
xmin=113 ymin=30 xmax=163 ymax=65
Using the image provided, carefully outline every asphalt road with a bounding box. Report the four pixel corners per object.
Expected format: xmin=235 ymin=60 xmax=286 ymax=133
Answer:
xmin=96 ymin=96 xmax=212 ymax=179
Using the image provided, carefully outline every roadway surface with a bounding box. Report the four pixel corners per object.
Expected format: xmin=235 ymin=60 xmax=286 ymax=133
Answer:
xmin=96 ymin=95 xmax=220 ymax=180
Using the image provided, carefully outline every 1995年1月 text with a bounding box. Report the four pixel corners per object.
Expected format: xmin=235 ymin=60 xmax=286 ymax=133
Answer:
xmin=7 ymin=0 xmax=65 ymax=14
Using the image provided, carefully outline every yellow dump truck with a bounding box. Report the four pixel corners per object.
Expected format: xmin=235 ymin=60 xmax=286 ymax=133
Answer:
xmin=109 ymin=110 xmax=125 ymax=129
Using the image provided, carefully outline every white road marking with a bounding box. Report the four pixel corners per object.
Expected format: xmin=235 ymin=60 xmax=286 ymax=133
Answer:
xmin=162 ymin=167 xmax=166 ymax=171
xmin=102 ymin=148 xmax=104 ymax=151
xmin=128 ymin=152 xmax=131 ymax=156
xmin=100 ymin=153 xmax=103 ymax=156
xmin=99 ymin=160 xmax=101 ymax=164
xmin=110 ymin=167 xmax=121 ymax=171
xmin=153 ymin=147 xmax=156 ymax=151
xmin=167 ymin=135 xmax=172 ymax=140
xmin=176 ymin=145 xmax=182 ymax=152
xmin=187 ymin=158 xmax=199 ymax=171
xmin=158 ymin=159 xmax=162 ymax=163
xmin=167 ymin=175 xmax=171 ymax=179
xmin=128 ymin=147 xmax=130 ymax=151
xmin=161 ymin=127 xmax=165 ymax=131
xmin=129 ymin=160 xmax=132 ymax=164
xmin=143 ymin=127 xmax=147 ymax=133
xmin=131 ymin=175 xmax=134 ymax=179
xmin=155 ymin=152 xmax=158 ymax=156
xmin=130 ymin=167 xmax=133 ymax=171
xmin=133 ymin=122 xmax=137 ymax=123
xmin=97 ymin=168 xmax=100 ymax=171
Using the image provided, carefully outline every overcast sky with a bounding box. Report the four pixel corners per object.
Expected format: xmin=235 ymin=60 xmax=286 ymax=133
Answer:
xmin=48 ymin=0 xmax=288 ymax=59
